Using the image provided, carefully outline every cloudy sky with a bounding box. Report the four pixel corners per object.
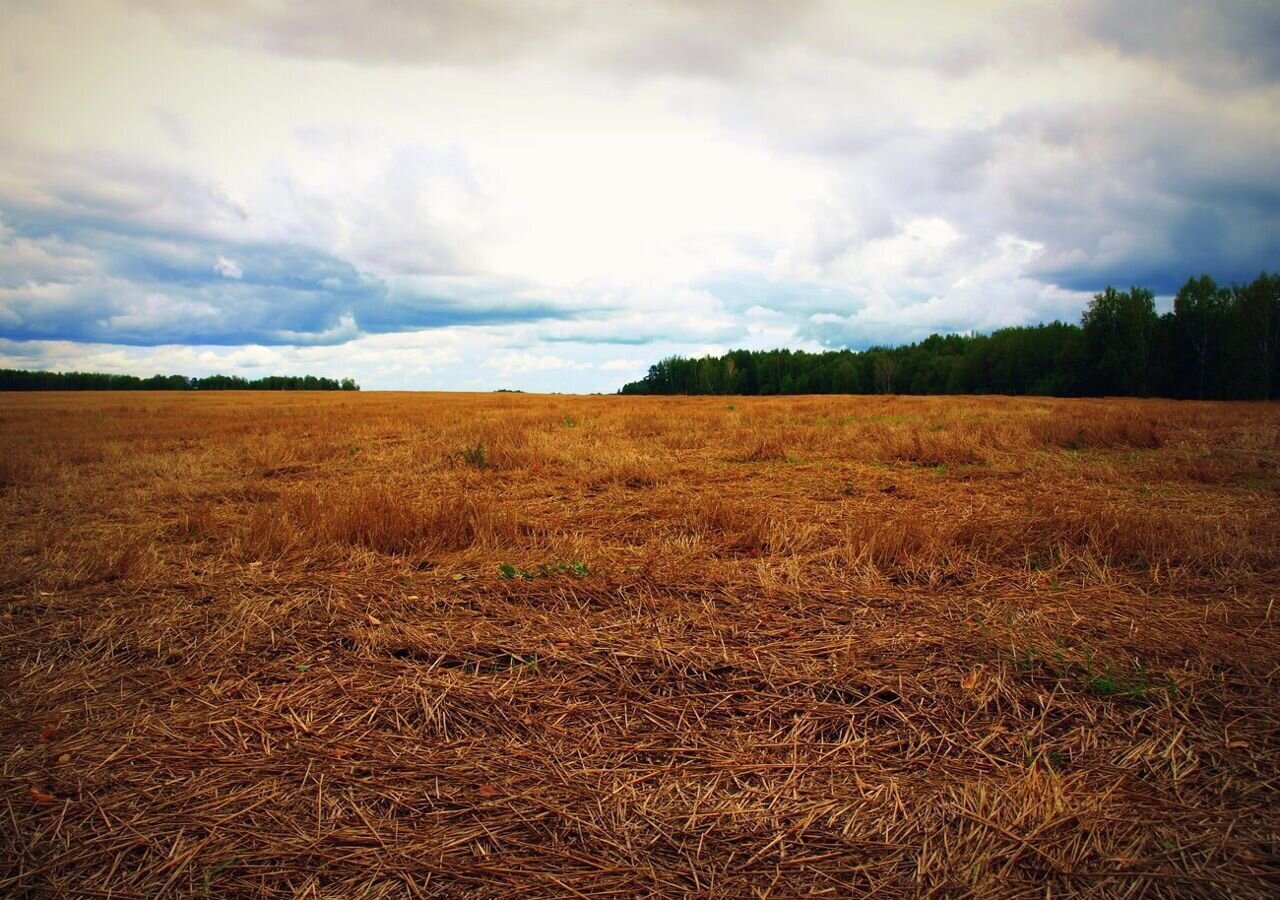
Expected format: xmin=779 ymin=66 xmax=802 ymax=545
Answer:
xmin=1 ymin=1 xmax=1277 ymax=390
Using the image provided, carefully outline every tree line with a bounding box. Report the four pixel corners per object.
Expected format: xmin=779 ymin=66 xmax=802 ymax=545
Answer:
xmin=0 ymin=370 xmax=361 ymax=391
xmin=619 ymin=273 xmax=1280 ymax=400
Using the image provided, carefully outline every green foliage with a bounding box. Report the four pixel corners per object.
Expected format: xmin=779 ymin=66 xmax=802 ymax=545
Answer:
xmin=1081 ymin=286 xmax=1158 ymax=396
xmin=1010 ymin=644 xmax=1176 ymax=704
xmin=498 ymin=561 xmax=589 ymax=580
xmin=619 ymin=272 xmax=1280 ymax=400
xmin=487 ymin=651 xmax=538 ymax=674
xmin=0 ymin=369 xmax=360 ymax=391
xmin=460 ymin=443 xmax=487 ymax=468
xmin=201 ymin=859 xmax=237 ymax=896
xmin=1172 ymin=275 xmax=1232 ymax=400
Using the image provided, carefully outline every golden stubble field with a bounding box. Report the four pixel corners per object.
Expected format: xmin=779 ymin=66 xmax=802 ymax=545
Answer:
xmin=1 ymin=391 xmax=1278 ymax=897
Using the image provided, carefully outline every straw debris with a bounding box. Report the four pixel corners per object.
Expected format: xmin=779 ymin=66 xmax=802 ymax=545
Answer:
xmin=1 ymin=392 xmax=1278 ymax=896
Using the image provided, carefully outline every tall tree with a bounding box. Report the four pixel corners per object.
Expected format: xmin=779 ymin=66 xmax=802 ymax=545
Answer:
xmin=1173 ymin=275 xmax=1231 ymax=399
xmin=1081 ymin=286 xmax=1159 ymax=396
xmin=1235 ymin=272 xmax=1280 ymax=400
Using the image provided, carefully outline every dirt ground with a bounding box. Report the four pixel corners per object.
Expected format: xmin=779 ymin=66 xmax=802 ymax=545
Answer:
xmin=1 ymin=391 xmax=1278 ymax=897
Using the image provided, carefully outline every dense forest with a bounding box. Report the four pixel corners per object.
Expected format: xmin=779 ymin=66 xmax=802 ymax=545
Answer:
xmin=620 ymin=273 xmax=1280 ymax=400
xmin=0 ymin=371 xmax=360 ymax=391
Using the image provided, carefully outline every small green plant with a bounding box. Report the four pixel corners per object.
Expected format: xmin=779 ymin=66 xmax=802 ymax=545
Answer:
xmin=488 ymin=651 xmax=538 ymax=674
xmin=1013 ymin=645 xmax=1043 ymax=673
xmin=1084 ymin=669 xmax=1119 ymax=697
xmin=561 ymin=416 xmax=577 ymax=428
xmin=202 ymin=859 xmax=237 ymax=896
xmin=460 ymin=442 xmax=487 ymax=468
xmin=1010 ymin=643 xmax=1175 ymax=704
xmin=1082 ymin=659 xmax=1170 ymax=701
xmin=498 ymin=561 xmax=589 ymax=580
xmin=1026 ymin=747 xmax=1068 ymax=770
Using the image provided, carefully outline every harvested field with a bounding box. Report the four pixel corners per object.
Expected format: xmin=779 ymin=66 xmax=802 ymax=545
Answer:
xmin=1 ymin=391 xmax=1279 ymax=897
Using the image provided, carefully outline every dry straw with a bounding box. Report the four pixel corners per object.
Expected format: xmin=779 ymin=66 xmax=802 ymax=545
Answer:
xmin=1 ymin=391 xmax=1278 ymax=896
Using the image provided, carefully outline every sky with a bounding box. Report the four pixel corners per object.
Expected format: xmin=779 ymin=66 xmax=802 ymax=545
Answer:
xmin=1 ymin=0 xmax=1277 ymax=391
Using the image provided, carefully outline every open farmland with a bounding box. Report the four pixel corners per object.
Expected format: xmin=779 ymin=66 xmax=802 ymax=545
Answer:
xmin=1 ymin=392 xmax=1278 ymax=897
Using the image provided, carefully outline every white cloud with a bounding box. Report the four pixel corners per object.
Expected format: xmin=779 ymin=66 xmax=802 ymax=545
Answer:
xmin=486 ymin=351 xmax=589 ymax=376
xmin=213 ymin=255 xmax=243 ymax=279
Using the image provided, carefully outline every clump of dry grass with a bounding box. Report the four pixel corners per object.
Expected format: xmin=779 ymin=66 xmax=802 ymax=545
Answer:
xmin=90 ymin=539 xmax=157 ymax=583
xmin=877 ymin=425 xmax=986 ymax=466
xmin=0 ymin=455 xmax=28 ymax=489
xmin=234 ymin=484 xmax=517 ymax=559
xmin=686 ymin=494 xmax=770 ymax=553
xmin=1 ymin=390 xmax=1278 ymax=897
xmin=953 ymin=497 xmax=1273 ymax=576
xmin=580 ymin=450 xmax=660 ymax=489
xmin=838 ymin=513 xmax=961 ymax=584
xmin=319 ymin=485 xmax=515 ymax=555
xmin=168 ymin=499 xmax=218 ymax=539
xmin=235 ymin=500 xmax=304 ymax=561
xmin=1034 ymin=408 xmax=1163 ymax=449
xmin=736 ymin=428 xmax=789 ymax=462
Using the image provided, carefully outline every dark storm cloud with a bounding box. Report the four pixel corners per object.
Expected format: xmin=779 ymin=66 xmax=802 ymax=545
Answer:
xmin=0 ymin=138 xmax=578 ymax=346
xmin=135 ymin=0 xmax=577 ymax=66
xmin=0 ymin=212 xmax=571 ymax=346
xmin=978 ymin=102 xmax=1280 ymax=294
xmin=134 ymin=0 xmax=823 ymax=76
xmin=764 ymin=81 xmax=1279 ymax=302
xmin=136 ymin=0 xmax=1277 ymax=90
xmin=1075 ymin=0 xmax=1280 ymax=88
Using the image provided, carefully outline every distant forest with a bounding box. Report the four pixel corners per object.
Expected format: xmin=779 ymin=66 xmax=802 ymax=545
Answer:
xmin=0 ymin=371 xmax=360 ymax=391
xmin=620 ymin=273 xmax=1280 ymax=400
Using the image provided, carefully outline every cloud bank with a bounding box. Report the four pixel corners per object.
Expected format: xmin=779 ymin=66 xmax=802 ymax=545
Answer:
xmin=1 ymin=0 xmax=1277 ymax=389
